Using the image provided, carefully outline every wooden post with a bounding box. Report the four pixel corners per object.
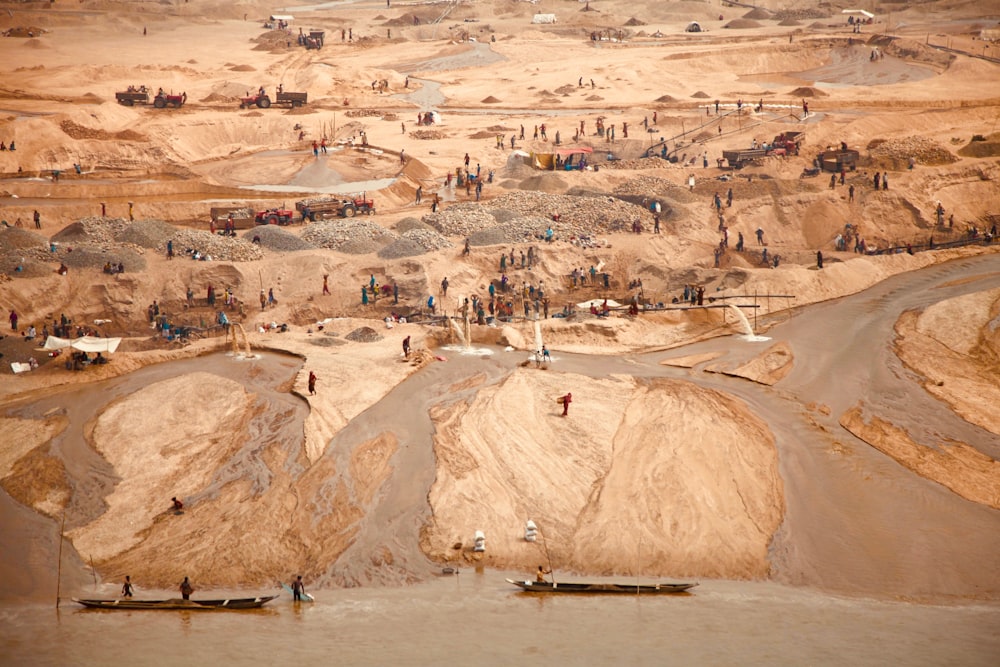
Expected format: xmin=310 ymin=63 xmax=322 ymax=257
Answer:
xmin=55 ymin=510 xmax=66 ymax=608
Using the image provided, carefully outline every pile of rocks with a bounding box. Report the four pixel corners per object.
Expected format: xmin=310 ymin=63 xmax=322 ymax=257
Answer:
xmin=344 ymin=109 xmax=385 ymax=118
xmin=345 ymin=326 xmax=383 ymax=343
xmin=58 ymin=243 xmax=148 ymax=272
xmin=613 ymin=175 xmax=686 ymax=198
xmin=421 ymin=206 xmax=501 ymax=237
xmin=242 ymin=226 xmax=317 ymax=252
xmin=0 ymin=227 xmax=47 ymax=253
xmin=301 ymin=219 xmax=397 ymax=251
xmin=116 ymin=219 xmax=177 ymax=249
xmin=600 ymin=156 xmax=670 ymax=170
xmin=52 ymin=217 xmax=132 ymax=245
xmin=378 ymin=229 xmax=454 ymax=258
xmin=481 ymin=191 xmax=649 ymax=233
xmin=169 ymin=229 xmax=264 ymax=261
xmin=467 ymin=217 xmax=552 ymax=246
xmin=869 ymin=136 xmax=958 ymax=168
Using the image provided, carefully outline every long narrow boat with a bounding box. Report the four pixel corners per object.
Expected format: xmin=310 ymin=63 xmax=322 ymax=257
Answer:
xmin=72 ymin=595 xmax=278 ymax=610
xmin=506 ymin=579 xmax=697 ymax=594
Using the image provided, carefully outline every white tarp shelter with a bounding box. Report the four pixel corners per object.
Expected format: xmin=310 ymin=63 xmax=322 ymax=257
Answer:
xmin=269 ymin=14 xmax=294 ymax=21
xmin=685 ymin=21 xmax=703 ymax=33
xmin=577 ymin=299 xmax=622 ymax=309
xmin=532 ymin=14 xmax=557 ymax=24
xmin=42 ymin=335 xmax=122 ymax=354
xmin=841 ymin=9 xmax=875 ymax=19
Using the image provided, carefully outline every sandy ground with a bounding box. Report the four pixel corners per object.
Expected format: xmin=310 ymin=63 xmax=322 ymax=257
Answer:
xmin=1 ymin=0 xmax=999 ymax=601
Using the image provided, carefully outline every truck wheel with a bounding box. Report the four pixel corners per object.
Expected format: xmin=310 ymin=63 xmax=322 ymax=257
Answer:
xmin=267 ymin=215 xmax=279 ymax=225
xmin=344 ymin=206 xmax=356 ymax=218
xmin=258 ymin=97 xmax=271 ymax=109
xmin=293 ymin=100 xmax=302 ymax=108
xmin=123 ymin=100 xmax=134 ymax=107
xmin=309 ymin=212 xmax=317 ymax=222
xmin=153 ymin=97 xmax=166 ymax=109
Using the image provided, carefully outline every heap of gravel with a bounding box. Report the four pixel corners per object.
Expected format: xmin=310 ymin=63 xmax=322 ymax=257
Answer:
xmin=378 ymin=229 xmax=454 ymax=258
xmin=57 ymin=243 xmax=148 ymax=271
xmin=170 ymin=228 xmax=264 ymax=261
xmin=0 ymin=227 xmax=47 ymax=252
xmin=421 ymin=206 xmax=498 ymax=237
xmin=487 ymin=208 xmax=521 ymax=224
xmin=467 ymin=217 xmax=552 ymax=246
xmin=345 ymin=326 xmax=383 ymax=343
xmin=241 ymin=225 xmax=317 ymax=251
xmin=301 ymin=219 xmax=398 ymax=251
xmin=51 ymin=217 xmax=131 ymax=245
xmin=395 ymin=217 xmax=433 ymax=233
xmin=115 ymin=219 xmax=176 ymax=249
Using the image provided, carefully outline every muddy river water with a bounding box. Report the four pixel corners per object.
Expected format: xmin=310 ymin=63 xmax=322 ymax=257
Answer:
xmin=2 ymin=255 xmax=1000 ymax=664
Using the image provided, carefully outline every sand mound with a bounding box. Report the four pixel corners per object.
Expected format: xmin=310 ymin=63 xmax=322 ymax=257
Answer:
xmin=725 ymin=19 xmax=762 ymax=29
xmin=0 ymin=228 xmax=47 ymax=252
xmin=624 ymin=17 xmax=645 ymax=27
xmin=585 ymin=95 xmax=603 ymax=101
xmin=200 ymin=92 xmax=236 ymax=103
xmin=518 ymin=173 xmax=569 ymax=193
xmin=691 ymin=91 xmax=710 ymax=98
xmin=778 ymin=18 xmax=802 ymax=26
xmin=788 ymin=86 xmax=827 ymax=98
xmin=743 ymin=8 xmax=773 ymax=20
xmin=958 ymin=133 xmax=1000 ymax=158
xmin=481 ymin=96 xmax=501 ymax=104
xmin=655 ymin=94 xmax=675 ymax=103
xmin=345 ymin=327 xmax=383 ymax=343
xmin=868 ymin=136 xmax=958 ymax=168
xmin=229 ymin=64 xmax=256 ymax=72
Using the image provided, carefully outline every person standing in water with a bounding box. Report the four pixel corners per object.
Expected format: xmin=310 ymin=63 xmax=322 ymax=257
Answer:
xmin=292 ymin=575 xmax=306 ymax=601
xmin=179 ymin=577 xmax=194 ymax=600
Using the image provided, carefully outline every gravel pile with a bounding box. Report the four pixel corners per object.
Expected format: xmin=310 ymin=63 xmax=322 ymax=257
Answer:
xmin=345 ymin=326 xmax=383 ymax=343
xmin=482 ymin=191 xmax=650 ymax=233
xmin=242 ymin=225 xmax=317 ymax=251
xmin=868 ymin=136 xmax=958 ymax=168
xmin=301 ymin=219 xmax=397 ymax=251
xmin=170 ymin=229 xmax=264 ymax=261
xmin=395 ymin=217 xmax=432 ymax=233
xmin=600 ymin=156 xmax=671 ymax=170
xmin=421 ymin=205 xmax=499 ymax=237
xmin=613 ymin=175 xmax=697 ymax=203
xmin=0 ymin=227 xmax=47 ymax=252
xmin=467 ymin=217 xmax=552 ymax=245
xmin=378 ymin=229 xmax=453 ymax=258
xmin=116 ymin=219 xmax=176 ymax=249
xmin=58 ymin=243 xmax=148 ymax=271
xmin=51 ymin=217 xmax=131 ymax=245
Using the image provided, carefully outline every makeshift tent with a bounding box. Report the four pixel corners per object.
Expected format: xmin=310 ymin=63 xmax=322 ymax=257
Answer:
xmin=269 ymin=14 xmax=294 ymax=21
xmin=531 ymin=147 xmax=593 ymax=170
xmin=577 ymin=299 xmax=622 ymax=309
xmin=841 ymin=9 xmax=875 ymax=19
xmin=685 ymin=22 xmax=702 ymax=33
xmin=532 ymin=14 xmax=557 ymax=24
xmin=42 ymin=335 xmax=122 ymax=354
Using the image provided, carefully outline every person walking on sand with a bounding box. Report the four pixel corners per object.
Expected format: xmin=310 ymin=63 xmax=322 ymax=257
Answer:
xmin=179 ymin=577 xmax=194 ymax=601
xmin=558 ymin=392 xmax=572 ymax=417
xmin=441 ymin=276 xmax=449 ymax=297
xmin=816 ymin=250 xmax=824 ymax=269
xmin=9 ymin=309 xmax=17 ymax=332
xmin=259 ymin=290 xmax=267 ymax=311
xmin=308 ymin=371 xmax=317 ymax=395
xmin=756 ymin=227 xmax=764 ymax=245
xmin=402 ymin=335 xmax=411 ymax=359
xmin=171 ymin=497 xmax=184 ymax=512
xmin=122 ymin=575 xmax=134 ymax=598
xmin=323 ymin=274 xmax=330 ymax=295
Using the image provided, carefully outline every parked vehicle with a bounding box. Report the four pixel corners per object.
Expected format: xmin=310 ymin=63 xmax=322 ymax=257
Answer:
xmin=255 ymin=208 xmax=295 ymax=225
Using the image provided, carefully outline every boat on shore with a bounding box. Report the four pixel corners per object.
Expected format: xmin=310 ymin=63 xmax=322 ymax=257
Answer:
xmin=72 ymin=595 xmax=278 ymax=610
xmin=506 ymin=579 xmax=697 ymax=595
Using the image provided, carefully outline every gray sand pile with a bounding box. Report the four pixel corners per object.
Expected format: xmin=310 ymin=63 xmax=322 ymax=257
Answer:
xmin=242 ymin=226 xmax=317 ymax=251
xmin=345 ymin=326 xmax=383 ymax=343
xmin=58 ymin=243 xmax=147 ymax=272
xmin=301 ymin=220 xmax=397 ymax=252
xmin=116 ymin=219 xmax=177 ymax=249
xmin=0 ymin=227 xmax=47 ymax=253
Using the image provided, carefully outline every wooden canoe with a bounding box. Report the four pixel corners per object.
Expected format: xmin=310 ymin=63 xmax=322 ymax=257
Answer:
xmin=72 ymin=595 xmax=278 ymax=610
xmin=506 ymin=579 xmax=697 ymax=594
